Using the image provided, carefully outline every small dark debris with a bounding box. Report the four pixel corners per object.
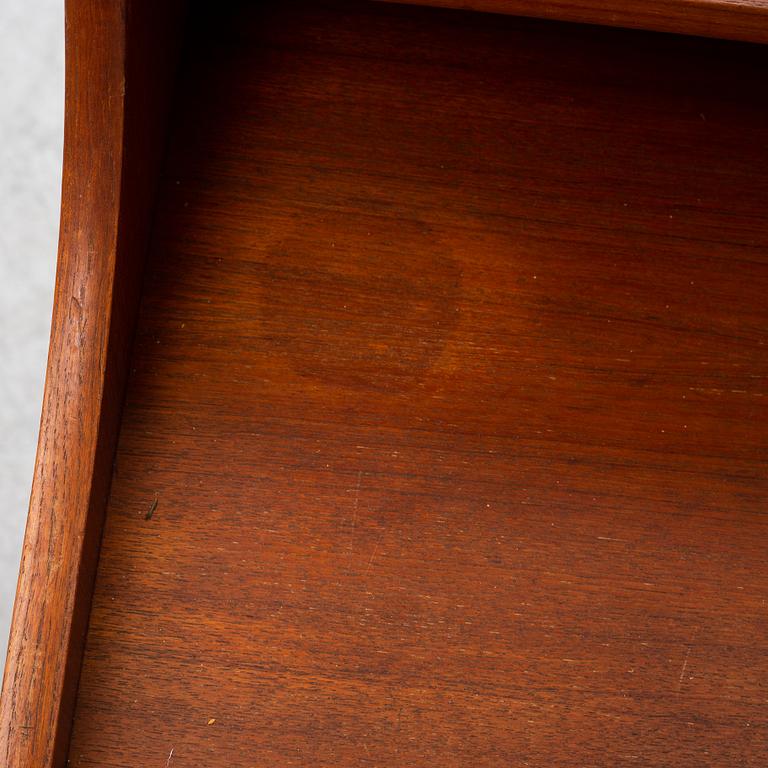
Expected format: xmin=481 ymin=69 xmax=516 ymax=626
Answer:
xmin=145 ymin=496 xmax=158 ymax=521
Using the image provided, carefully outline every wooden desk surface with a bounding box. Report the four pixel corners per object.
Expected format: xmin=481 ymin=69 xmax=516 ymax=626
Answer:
xmin=3 ymin=1 xmax=768 ymax=766
xmin=62 ymin=2 xmax=768 ymax=765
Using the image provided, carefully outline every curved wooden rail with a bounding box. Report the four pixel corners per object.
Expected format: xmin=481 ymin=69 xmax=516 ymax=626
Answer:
xmin=388 ymin=0 xmax=768 ymax=43
xmin=0 ymin=2 xmax=181 ymax=766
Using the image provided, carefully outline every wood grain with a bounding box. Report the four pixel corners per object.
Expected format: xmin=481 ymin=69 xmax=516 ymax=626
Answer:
xmin=64 ymin=1 xmax=768 ymax=766
xmin=0 ymin=2 xmax=182 ymax=766
xmin=385 ymin=0 xmax=768 ymax=43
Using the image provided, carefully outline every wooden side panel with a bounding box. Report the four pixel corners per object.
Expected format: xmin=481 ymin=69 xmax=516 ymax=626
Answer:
xmin=0 ymin=2 xmax=182 ymax=766
xmin=383 ymin=0 xmax=768 ymax=43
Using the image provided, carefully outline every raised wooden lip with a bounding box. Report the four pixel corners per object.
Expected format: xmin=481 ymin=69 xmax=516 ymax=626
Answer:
xmin=386 ymin=0 xmax=768 ymax=43
xmin=0 ymin=2 xmax=182 ymax=766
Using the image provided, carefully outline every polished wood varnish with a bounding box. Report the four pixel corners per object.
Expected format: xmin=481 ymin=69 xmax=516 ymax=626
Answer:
xmin=4 ymin=1 xmax=768 ymax=766
xmin=65 ymin=2 xmax=768 ymax=765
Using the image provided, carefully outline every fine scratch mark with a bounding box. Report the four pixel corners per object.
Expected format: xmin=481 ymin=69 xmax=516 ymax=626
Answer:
xmin=353 ymin=471 xmax=362 ymax=515
xmin=165 ymin=747 xmax=174 ymax=767
xmin=349 ymin=471 xmax=362 ymax=553
xmin=677 ymin=646 xmax=692 ymax=692
xmin=364 ymin=541 xmax=380 ymax=577
xmin=70 ymin=288 xmax=87 ymax=349
xmin=146 ymin=495 xmax=158 ymax=521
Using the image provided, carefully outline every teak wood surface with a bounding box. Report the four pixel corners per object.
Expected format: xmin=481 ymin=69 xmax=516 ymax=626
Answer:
xmin=4 ymin=1 xmax=768 ymax=767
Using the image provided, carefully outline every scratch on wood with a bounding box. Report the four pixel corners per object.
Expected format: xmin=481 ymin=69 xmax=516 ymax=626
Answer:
xmin=353 ymin=471 xmax=362 ymax=514
xmin=70 ymin=288 xmax=88 ymax=349
xmin=349 ymin=470 xmax=362 ymax=553
xmin=364 ymin=541 xmax=379 ymax=576
xmin=677 ymin=646 xmax=692 ymax=692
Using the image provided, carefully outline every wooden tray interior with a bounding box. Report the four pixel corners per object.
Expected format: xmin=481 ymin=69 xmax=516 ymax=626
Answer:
xmin=66 ymin=1 xmax=768 ymax=765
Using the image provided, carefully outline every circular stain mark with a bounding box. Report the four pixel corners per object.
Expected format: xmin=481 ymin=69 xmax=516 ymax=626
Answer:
xmin=257 ymin=220 xmax=461 ymax=391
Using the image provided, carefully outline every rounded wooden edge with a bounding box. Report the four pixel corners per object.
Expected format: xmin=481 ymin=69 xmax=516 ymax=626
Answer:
xmin=0 ymin=1 xmax=128 ymax=765
xmin=384 ymin=0 xmax=768 ymax=43
xmin=0 ymin=2 xmax=183 ymax=766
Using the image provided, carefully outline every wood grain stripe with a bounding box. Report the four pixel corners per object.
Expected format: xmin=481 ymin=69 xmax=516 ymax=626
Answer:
xmin=383 ymin=0 xmax=768 ymax=42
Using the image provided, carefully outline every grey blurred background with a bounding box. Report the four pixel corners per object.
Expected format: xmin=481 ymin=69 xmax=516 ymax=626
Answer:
xmin=0 ymin=1 xmax=64 ymax=650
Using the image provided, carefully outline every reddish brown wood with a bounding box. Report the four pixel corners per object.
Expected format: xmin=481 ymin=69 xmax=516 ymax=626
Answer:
xmin=61 ymin=2 xmax=768 ymax=766
xmin=0 ymin=2 xmax=182 ymax=766
xmin=385 ymin=0 xmax=768 ymax=43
